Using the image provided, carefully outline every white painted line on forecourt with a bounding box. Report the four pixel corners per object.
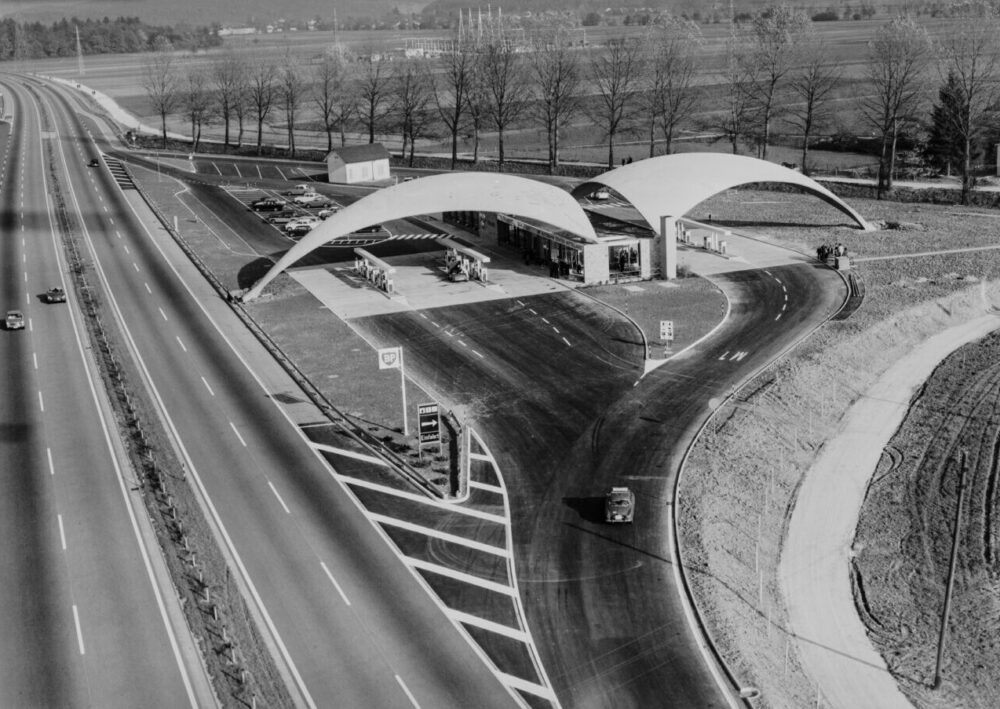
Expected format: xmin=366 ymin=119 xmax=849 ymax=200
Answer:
xmin=406 ymin=558 xmax=514 ymax=596
xmin=468 ymin=479 xmax=502 ymax=495
xmin=370 ymin=514 xmax=506 ymax=556
xmin=447 ymin=610 xmax=527 ymax=641
xmin=311 ymin=442 xmax=387 ymax=466
xmin=340 ymin=476 xmax=506 ymax=524
xmin=320 ymin=562 xmax=351 ymax=606
xmin=395 ymin=675 xmax=421 ymax=709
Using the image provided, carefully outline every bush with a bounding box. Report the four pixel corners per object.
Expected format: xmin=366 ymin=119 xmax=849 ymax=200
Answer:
xmin=812 ymin=10 xmax=840 ymax=21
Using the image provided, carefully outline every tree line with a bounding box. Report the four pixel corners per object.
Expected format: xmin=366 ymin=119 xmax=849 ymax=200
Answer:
xmin=141 ymin=2 xmax=1000 ymax=205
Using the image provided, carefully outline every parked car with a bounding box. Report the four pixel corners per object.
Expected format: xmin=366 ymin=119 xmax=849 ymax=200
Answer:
xmin=45 ymin=287 xmax=67 ymax=303
xmin=293 ymin=193 xmax=329 ymax=206
xmin=265 ymin=210 xmax=297 ymax=224
xmin=283 ymin=184 xmax=316 ymax=196
xmin=605 ymin=487 xmax=635 ymax=523
xmin=590 ymin=188 xmax=611 ymax=200
xmin=251 ymin=197 xmax=286 ymax=212
xmin=353 ymin=224 xmax=386 ymax=235
xmin=317 ymin=207 xmax=340 ymax=220
xmin=286 ymin=222 xmax=318 ymax=236
xmin=5 ymin=310 xmax=25 ymax=330
xmin=285 ymin=216 xmax=320 ymax=233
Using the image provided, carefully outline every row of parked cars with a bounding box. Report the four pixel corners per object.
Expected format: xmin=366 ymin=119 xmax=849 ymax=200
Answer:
xmin=250 ymin=184 xmax=341 ymax=235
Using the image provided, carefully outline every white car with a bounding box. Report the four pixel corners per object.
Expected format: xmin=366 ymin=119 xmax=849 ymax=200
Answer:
xmin=283 ymin=184 xmax=316 ymax=196
xmin=591 ymin=188 xmax=611 ymax=200
xmin=285 ymin=216 xmax=320 ymax=233
xmin=317 ymin=207 xmax=340 ymax=220
xmin=292 ymin=193 xmax=329 ymax=206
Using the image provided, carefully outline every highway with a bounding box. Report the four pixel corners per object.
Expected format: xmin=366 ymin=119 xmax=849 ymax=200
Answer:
xmin=33 ymin=77 xmax=518 ymax=708
xmin=0 ymin=78 xmax=208 ymax=706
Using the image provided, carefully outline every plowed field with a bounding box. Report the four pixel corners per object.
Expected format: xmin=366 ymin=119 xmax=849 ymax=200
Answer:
xmin=854 ymin=330 xmax=1000 ymax=709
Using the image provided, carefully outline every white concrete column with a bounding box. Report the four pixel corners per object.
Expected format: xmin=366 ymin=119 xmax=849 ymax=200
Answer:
xmin=659 ymin=215 xmax=677 ymax=280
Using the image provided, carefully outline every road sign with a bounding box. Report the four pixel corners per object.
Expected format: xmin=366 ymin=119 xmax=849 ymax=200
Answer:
xmin=378 ymin=346 xmax=401 ymax=369
xmin=418 ymin=403 xmax=440 ymax=444
xmin=660 ymin=320 xmax=674 ymax=342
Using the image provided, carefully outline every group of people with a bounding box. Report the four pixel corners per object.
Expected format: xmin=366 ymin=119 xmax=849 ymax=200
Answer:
xmin=816 ymin=242 xmax=848 ymax=262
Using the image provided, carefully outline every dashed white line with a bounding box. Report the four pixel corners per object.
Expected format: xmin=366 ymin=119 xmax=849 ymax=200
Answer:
xmin=230 ymin=422 xmax=247 ymax=447
xmin=419 ymin=313 xmax=428 ymax=319
xmin=201 ymin=377 xmax=215 ymax=396
xmin=775 ymin=313 xmax=783 ymax=321
xmin=268 ymin=481 xmax=291 ymax=514
xmin=47 ymin=447 xmax=55 ymax=476
xmin=529 ymin=309 xmax=538 ymax=315
xmin=552 ymin=327 xmax=560 ymax=334
xmin=457 ymin=340 xmax=467 ymax=347
xmin=176 ymin=336 xmax=187 ymax=352
xmin=32 ymin=352 xmax=37 ymax=370
xmin=541 ymin=317 xmax=550 ymax=324
xmin=158 ymin=307 xmax=168 ymax=321
xmin=115 ymin=230 xmax=121 ymax=239
xmin=72 ymin=605 xmax=85 ymax=655
xmin=57 ymin=514 xmax=67 ymax=550
xmin=132 ymin=262 xmax=140 ymax=272
xmin=472 ymin=350 xmax=484 ymax=359
xmin=38 ymin=391 xmax=44 ymax=412
xmin=445 ymin=330 xmax=455 ymax=337
xmin=562 ymin=337 xmax=572 ymax=347
xmin=123 ymin=244 xmax=130 ymax=254
xmin=431 ymin=321 xmax=440 ymax=328
xmin=144 ymin=282 xmax=152 ymax=294
xmin=395 ymin=675 xmax=421 ymax=709
xmin=320 ymin=562 xmax=352 ymax=606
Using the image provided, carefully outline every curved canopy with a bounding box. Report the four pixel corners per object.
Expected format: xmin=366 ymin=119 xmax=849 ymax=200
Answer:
xmin=572 ymin=153 xmax=873 ymax=233
xmin=243 ymin=172 xmax=598 ymax=300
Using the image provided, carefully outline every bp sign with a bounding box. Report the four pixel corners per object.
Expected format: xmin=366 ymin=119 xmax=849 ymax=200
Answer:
xmin=418 ymin=403 xmax=441 ymax=444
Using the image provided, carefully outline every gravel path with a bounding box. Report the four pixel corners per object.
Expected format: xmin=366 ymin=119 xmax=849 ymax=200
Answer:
xmin=780 ymin=313 xmax=1000 ymax=709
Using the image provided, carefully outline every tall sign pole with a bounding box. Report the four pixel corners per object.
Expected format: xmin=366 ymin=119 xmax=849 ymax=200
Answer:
xmin=377 ymin=346 xmax=409 ymax=436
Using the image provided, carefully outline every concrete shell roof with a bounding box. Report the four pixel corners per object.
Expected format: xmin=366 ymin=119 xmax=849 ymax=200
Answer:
xmin=244 ymin=172 xmax=598 ymax=300
xmin=573 ymin=153 xmax=873 ymax=232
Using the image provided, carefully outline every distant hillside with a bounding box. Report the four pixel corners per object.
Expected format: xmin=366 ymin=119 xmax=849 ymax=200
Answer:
xmin=0 ymin=0 xmax=416 ymax=27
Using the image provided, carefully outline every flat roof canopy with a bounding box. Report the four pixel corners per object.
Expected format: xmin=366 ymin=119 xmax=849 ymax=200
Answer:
xmin=243 ymin=172 xmax=598 ymax=301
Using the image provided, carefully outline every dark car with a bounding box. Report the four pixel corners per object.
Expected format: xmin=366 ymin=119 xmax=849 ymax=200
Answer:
xmin=45 ymin=287 xmax=67 ymax=303
xmin=88 ymin=158 xmax=100 ymax=168
xmin=251 ymin=197 xmax=286 ymax=212
xmin=605 ymin=487 xmax=635 ymax=523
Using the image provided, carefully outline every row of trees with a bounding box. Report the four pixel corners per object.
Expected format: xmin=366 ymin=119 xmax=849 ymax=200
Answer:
xmin=142 ymin=2 xmax=1000 ymax=205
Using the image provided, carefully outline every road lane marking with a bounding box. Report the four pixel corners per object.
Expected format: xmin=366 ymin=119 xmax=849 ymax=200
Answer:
xmin=472 ymin=350 xmax=484 ymax=359
xmin=431 ymin=321 xmax=440 ymax=328
xmin=552 ymin=327 xmax=560 ymax=334
xmin=268 ymin=481 xmax=290 ymax=514
xmin=47 ymin=447 xmax=54 ymax=476
xmin=457 ymin=340 xmax=467 ymax=347
xmin=468 ymin=479 xmax=503 ymax=494
xmin=132 ymin=262 xmax=140 ymax=272
xmin=33 ymin=352 xmax=37 ymax=370
xmin=395 ymin=676 xmax=421 ymax=709
xmin=159 ymin=307 xmax=168 ymax=321
xmin=418 ymin=312 xmax=428 ymax=319
xmin=38 ymin=391 xmax=44 ymax=412
xmin=201 ymin=377 xmax=215 ymax=396
xmin=370 ymin=514 xmax=506 ymax=556
xmin=230 ymin=422 xmax=247 ymax=447
xmin=176 ymin=336 xmax=187 ymax=352
xmin=115 ymin=230 xmax=121 ymax=239
xmin=529 ymin=308 xmax=537 ymax=315
xmin=445 ymin=330 xmax=454 ymax=337
xmin=58 ymin=514 xmax=67 ymax=550
xmin=337 ymin=475 xmax=507 ymax=523
xmin=541 ymin=317 xmax=549 ymax=324
xmin=775 ymin=313 xmax=783 ymax=321
xmin=447 ymin=609 xmax=527 ymax=641
xmin=320 ymin=562 xmax=352 ymax=606
xmin=144 ymin=282 xmax=151 ymax=294
xmin=311 ymin=442 xmax=387 ymax=466
xmin=499 ymin=672 xmax=557 ymax=701
xmin=407 ymin=558 xmax=515 ymax=596
xmin=562 ymin=337 xmax=571 ymax=347
xmin=72 ymin=605 xmax=85 ymax=655
xmin=123 ymin=244 xmax=129 ymax=254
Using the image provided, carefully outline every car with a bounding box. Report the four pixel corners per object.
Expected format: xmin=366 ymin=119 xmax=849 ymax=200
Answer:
xmin=5 ymin=310 xmax=25 ymax=330
xmin=283 ymin=184 xmax=316 ymax=196
xmin=317 ymin=207 xmax=340 ymax=220
xmin=605 ymin=486 xmax=635 ymax=523
xmin=590 ymin=188 xmax=611 ymax=200
xmin=292 ymin=193 xmax=329 ymax=206
xmin=286 ymin=222 xmax=318 ymax=236
xmin=285 ymin=216 xmax=320 ymax=233
xmin=45 ymin=287 xmax=67 ymax=303
xmin=265 ymin=210 xmax=297 ymax=224
xmin=88 ymin=158 xmax=100 ymax=168
xmin=353 ymin=224 xmax=386 ymax=235
xmin=251 ymin=197 xmax=286 ymax=212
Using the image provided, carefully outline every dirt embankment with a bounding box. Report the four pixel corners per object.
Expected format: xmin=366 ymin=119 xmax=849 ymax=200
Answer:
xmin=854 ymin=330 xmax=1000 ymax=709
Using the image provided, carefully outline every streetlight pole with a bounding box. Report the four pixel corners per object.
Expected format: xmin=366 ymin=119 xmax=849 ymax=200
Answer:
xmin=933 ymin=449 xmax=967 ymax=688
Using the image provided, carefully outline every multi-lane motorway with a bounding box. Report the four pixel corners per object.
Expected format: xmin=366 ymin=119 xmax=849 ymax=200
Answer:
xmin=2 ymin=72 xmax=848 ymax=708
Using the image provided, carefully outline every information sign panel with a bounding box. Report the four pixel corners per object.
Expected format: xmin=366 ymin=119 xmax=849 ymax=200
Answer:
xmin=418 ymin=403 xmax=441 ymax=444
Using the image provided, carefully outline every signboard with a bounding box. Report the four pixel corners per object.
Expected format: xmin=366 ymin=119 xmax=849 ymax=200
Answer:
xmin=417 ymin=403 xmax=441 ymax=444
xmin=660 ymin=320 xmax=674 ymax=342
xmin=377 ymin=346 xmax=402 ymax=370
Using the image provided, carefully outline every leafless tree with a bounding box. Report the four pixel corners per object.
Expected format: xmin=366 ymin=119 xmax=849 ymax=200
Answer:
xmin=857 ymin=15 xmax=931 ymax=197
xmin=230 ymin=73 xmax=250 ymax=149
xmin=181 ymin=63 xmax=212 ymax=152
xmin=312 ymin=53 xmax=345 ymax=153
xmin=392 ymin=59 xmax=435 ymax=165
xmin=589 ymin=37 xmax=643 ymax=168
xmin=141 ymin=37 xmax=180 ymax=148
xmin=529 ymin=30 xmax=582 ymax=173
xmin=785 ymin=39 xmax=841 ymax=174
xmin=934 ymin=2 xmax=1000 ymax=204
xmin=477 ymin=37 xmax=533 ymax=172
xmin=278 ymin=50 xmax=306 ymax=158
xmin=640 ymin=16 xmax=702 ymax=157
xmin=246 ymin=57 xmax=278 ymax=155
xmin=433 ymin=37 xmax=477 ymax=170
xmin=356 ymin=49 xmax=393 ymax=144
xmin=210 ymin=50 xmax=244 ymax=148
xmin=465 ymin=63 xmax=489 ymax=164
xmin=740 ymin=5 xmax=810 ymax=159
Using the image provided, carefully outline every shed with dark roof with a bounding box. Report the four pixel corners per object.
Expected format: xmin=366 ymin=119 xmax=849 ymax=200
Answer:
xmin=326 ymin=143 xmax=391 ymax=184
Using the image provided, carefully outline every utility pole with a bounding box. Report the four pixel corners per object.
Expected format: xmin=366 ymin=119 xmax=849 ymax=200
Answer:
xmin=933 ymin=449 xmax=968 ymax=689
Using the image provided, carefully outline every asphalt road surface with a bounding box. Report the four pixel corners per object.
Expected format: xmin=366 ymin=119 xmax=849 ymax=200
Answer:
xmin=38 ymin=76 xmax=519 ymax=708
xmin=0 ymin=77 xmax=209 ymax=707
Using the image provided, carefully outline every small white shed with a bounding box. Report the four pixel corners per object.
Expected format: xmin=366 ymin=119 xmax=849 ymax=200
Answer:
xmin=326 ymin=144 xmax=391 ymax=184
